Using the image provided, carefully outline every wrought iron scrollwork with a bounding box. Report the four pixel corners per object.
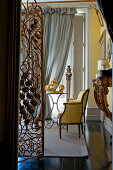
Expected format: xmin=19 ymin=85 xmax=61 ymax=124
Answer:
xmin=18 ymin=1 xmax=44 ymax=161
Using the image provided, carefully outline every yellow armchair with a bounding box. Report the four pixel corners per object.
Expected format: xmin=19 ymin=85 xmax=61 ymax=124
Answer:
xmin=57 ymin=89 xmax=90 ymax=139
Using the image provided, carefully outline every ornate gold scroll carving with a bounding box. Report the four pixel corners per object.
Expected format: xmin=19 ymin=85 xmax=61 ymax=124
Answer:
xmin=93 ymin=76 xmax=112 ymax=121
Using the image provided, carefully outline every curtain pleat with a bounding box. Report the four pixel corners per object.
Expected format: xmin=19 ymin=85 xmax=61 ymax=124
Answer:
xmin=43 ymin=12 xmax=75 ymax=119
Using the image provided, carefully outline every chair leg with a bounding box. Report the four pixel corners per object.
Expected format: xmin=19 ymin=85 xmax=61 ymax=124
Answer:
xmin=81 ymin=123 xmax=83 ymax=134
xmin=84 ymin=122 xmax=85 ymax=135
xmin=59 ymin=125 xmax=61 ymax=139
xmin=78 ymin=124 xmax=81 ymax=138
xmin=67 ymin=125 xmax=68 ymax=132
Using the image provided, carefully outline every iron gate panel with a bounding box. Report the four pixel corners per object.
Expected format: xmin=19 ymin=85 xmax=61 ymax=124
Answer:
xmin=18 ymin=1 xmax=44 ymax=161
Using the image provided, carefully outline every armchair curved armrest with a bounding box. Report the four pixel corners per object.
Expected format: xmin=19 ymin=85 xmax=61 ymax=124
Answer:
xmin=63 ymin=101 xmax=81 ymax=105
xmin=59 ymin=102 xmax=83 ymax=124
xmin=68 ymin=98 xmax=75 ymax=101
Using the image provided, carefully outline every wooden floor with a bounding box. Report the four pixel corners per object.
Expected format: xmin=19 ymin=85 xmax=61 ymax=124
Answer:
xmin=18 ymin=121 xmax=112 ymax=170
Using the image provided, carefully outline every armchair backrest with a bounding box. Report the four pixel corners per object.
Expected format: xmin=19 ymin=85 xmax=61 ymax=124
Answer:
xmin=78 ymin=89 xmax=90 ymax=115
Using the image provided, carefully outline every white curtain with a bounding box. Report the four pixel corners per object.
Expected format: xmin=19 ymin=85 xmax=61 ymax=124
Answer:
xmin=43 ymin=9 xmax=75 ymax=119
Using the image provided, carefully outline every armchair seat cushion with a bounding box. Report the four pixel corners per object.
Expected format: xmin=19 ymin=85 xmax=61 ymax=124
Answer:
xmin=58 ymin=113 xmax=84 ymax=124
xmin=69 ymin=99 xmax=81 ymax=103
xmin=57 ymin=111 xmax=84 ymax=123
xmin=68 ymin=98 xmax=75 ymax=101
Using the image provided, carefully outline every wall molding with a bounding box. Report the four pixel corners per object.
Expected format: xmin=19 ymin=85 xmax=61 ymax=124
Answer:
xmin=86 ymin=107 xmax=100 ymax=121
xmin=104 ymin=117 xmax=112 ymax=135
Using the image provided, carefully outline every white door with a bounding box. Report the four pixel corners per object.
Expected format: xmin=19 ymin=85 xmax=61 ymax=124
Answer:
xmin=73 ymin=15 xmax=84 ymax=98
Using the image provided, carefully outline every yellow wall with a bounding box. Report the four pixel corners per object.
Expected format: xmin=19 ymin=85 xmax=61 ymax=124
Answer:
xmin=90 ymin=9 xmax=112 ymax=110
xmin=100 ymin=18 xmax=112 ymax=112
xmin=106 ymin=34 xmax=112 ymax=111
xmin=108 ymin=54 xmax=112 ymax=111
xmin=106 ymin=38 xmax=112 ymax=112
xmin=90 ymin=8 xmax=112 ymax=114
xmin=90 ymin=9 xmax=101 ymax=105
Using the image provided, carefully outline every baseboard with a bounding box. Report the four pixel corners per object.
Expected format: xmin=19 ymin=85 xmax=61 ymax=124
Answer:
xmin=104 ymin=117 xmax=112 ymax=135
xmin=86 ymin=107 xmax=100 ymax=121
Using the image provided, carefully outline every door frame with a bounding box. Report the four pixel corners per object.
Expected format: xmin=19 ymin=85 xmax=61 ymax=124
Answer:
xmin=5 ymin=0 xmax=21 ymax=169
xmin=5 ymin=1 xmax=113 ymax=170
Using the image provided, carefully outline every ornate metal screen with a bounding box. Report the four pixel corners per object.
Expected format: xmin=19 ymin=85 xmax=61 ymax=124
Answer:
xmin=18 ymin=1 xmax=44 ymax=161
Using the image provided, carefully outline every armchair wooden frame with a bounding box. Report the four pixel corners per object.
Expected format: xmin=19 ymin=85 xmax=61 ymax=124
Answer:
xmin=58 ymin=89 xmax=90 ymax=139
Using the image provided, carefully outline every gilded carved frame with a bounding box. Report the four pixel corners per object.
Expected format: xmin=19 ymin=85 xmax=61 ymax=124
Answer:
xmin=99 ymin=29 xmax=106 ymax=59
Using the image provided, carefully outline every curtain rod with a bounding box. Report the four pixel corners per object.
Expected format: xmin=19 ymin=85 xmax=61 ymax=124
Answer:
xmin=23 ymin=0 xmax=96 ymax=4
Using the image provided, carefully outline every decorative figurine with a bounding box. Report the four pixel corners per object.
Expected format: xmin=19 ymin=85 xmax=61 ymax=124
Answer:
xmin=45 ymin=77 xmax=64 ymax=93
xmin=65 ymin=66 xmax=72 ymax=101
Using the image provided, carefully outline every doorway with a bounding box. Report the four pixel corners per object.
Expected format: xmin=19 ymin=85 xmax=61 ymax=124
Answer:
xmin=18 ymin=0 xmax=103 ymax=165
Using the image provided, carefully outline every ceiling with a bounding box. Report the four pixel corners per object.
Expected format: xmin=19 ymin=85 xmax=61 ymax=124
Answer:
xmin=22 ymin=0 xmax=96 ymax=2
xmin=22 ymin=0 xmax=97 ymax=8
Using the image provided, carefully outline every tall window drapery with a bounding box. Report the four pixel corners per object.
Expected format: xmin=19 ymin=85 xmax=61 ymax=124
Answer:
xmin=43 ymin=7 xmax=77 ymax=119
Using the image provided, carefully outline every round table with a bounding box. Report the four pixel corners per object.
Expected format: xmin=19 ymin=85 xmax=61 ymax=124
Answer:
xmin=44 ymin=92 xmax=67 ymax=129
